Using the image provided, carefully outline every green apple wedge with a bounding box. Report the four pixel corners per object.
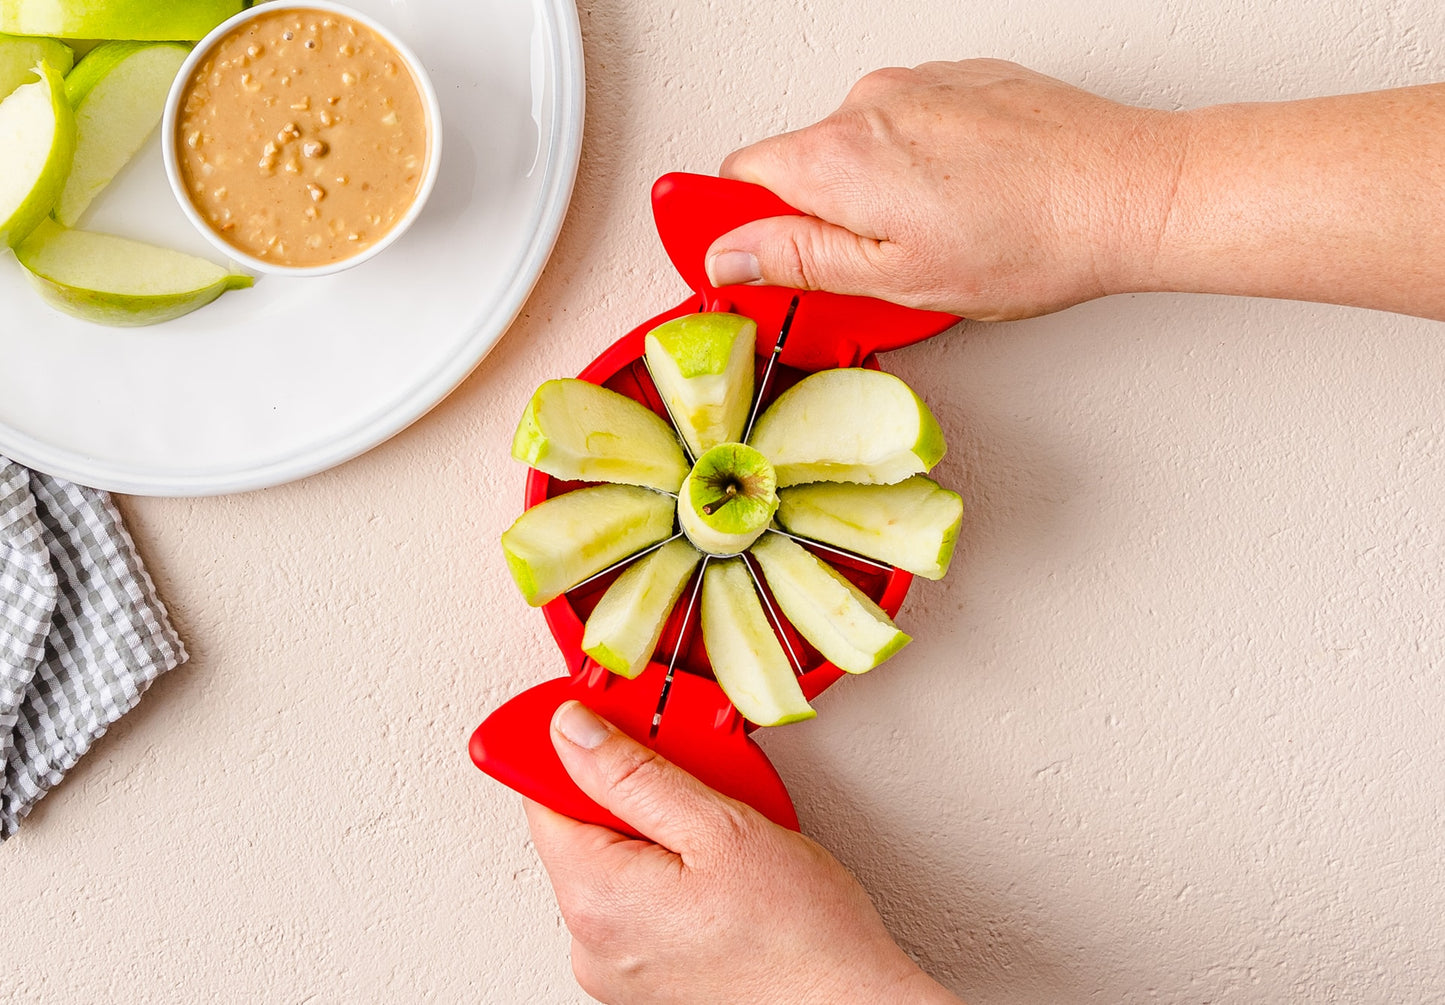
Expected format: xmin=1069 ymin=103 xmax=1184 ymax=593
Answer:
xmin=53 ymin=41 xmax=189 ymax=226
xmin=0 ymin=0 xmax=243 ymax=40
xmin=501 ymin=484 xmax=677 ymax=607
xmin=776 ymin=475 xmax=964 ymax=580
xmin=750 ymin=532 xmax=910 ymax=674
xmin=15 ymin=219 xmax=253 ymax=326
xmin=677 ymin=442 xmax=778 ymax=555
xmin=0 ymin=57 xmax=73 ymax=248
xmin=582 ymin=538 xmax=701 ymax=678
xmin=512 ymin=378 xmax=689 ymax=493
xmin=0 ymin=32 xmax=71 ymax=99
xmin=748 ymin=368 xmax=947 ymax=487
xmin=644 ymin=312 xmax=756 ymax=458
xmin=700 ymin=558 xmax=814 ymax=727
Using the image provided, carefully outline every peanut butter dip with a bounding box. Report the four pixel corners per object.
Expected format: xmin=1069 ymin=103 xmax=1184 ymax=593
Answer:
xmin=175 ymin=7 xmax=429 ymax=267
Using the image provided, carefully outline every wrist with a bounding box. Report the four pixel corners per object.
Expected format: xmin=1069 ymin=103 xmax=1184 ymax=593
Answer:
xmin=1085 ymin=103 xmax=1195 ymax=298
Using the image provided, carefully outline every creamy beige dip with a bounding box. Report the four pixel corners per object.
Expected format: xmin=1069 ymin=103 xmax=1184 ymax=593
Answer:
xmin=175 ymin=7 xmax=428 ymax=267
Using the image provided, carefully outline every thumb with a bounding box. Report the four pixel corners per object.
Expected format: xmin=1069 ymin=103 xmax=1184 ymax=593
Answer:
xmin=550 ymin=700 xmax=753 ymax=856
xmin=705 ymin=214 xmax=894 ymax=298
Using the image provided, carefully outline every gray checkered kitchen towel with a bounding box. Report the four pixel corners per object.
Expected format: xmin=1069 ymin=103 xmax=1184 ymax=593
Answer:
xmin=0 ymin=458 xmax=185 ymax=839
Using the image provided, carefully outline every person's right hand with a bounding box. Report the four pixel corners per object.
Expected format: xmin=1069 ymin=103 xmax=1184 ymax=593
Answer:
xmin=705 ymin=58 xmax=1182 ymax=321
xmin=525 ymin=701 xmax=962 ymax=1005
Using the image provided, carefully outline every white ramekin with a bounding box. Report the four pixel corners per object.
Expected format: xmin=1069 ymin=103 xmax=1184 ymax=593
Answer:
xmin=161 ymin=0 xmax=444 ymax=278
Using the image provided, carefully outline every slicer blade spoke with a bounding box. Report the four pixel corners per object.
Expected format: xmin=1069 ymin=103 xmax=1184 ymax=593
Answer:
xmin=649 ymin=554 xmax=709 ymax=740
xmin=742 ymin=294 xmax=800 ymax=446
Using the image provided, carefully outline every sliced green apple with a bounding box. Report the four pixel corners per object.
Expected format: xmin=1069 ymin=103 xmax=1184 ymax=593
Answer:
xmin=512 ymin=378 xmax=689 ymax=493
xmin=501 ymin=484 xmax=677 ymax=607
xmin=776 ymin=475 xmax=963 ymax=580
xmin=0 ymin=32 xmax=71 ymax=100
xmin=53 ymin=41 xmax=189 ymax=226
xmin=700 ymin=558 xmax=814 ymax=727
xmin=15 ymin=219 xmax=252 ymax=326
xmin=582 ymin=538 xmax=702 ymax=678
xmin=0 ymin=0 xmax=243 ymax=41
xmin=0 ymin=57 xmax=73 ymax=248
xmin=750 ymin=532 xmax=910 ymax=674
xmin=677 ymin=442 xmax=778 ymax=555
xmin=644 ymin=312 xmax=756 ymax=457
xmin=749 ymin=368 xmax=946 ymax=487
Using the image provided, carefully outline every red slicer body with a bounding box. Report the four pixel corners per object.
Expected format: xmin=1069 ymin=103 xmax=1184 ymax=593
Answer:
xmin=470 ymin=173 xmax=959 ymax=836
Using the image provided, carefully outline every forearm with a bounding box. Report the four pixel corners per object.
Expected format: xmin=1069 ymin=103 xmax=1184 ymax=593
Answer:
xmin=1128 ymin=84 xmax=1445 ymax=319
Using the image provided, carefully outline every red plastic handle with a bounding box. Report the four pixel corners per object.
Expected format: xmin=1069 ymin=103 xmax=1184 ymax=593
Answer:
xmin=651 ymin=172 xmax=961 ymax=369
xmin=470 ymin=661 xmax=800 ymax=836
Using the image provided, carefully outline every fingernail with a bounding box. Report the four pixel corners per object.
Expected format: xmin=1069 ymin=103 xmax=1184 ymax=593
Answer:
xmin=706 ymin=250 xmax=760 ymax=287
xmin=553 ymin=700 xmax=609 ymax=749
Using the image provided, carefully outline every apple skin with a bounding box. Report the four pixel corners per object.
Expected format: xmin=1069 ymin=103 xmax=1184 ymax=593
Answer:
xmin=0 ymin=32 xmax=73 ymax=100
xmin=20 ymin=263 xmax=252 ymax=326
xmin=0 ymin=58 xmax=75 ymax=248
xmin=15 ymin=219 xmax=253 ymax=326
xmin=0 ymin=0 xmax=244 ymax=40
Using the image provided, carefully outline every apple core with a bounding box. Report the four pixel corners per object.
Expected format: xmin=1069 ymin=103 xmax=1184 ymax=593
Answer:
xmin=677 ymin=442 xmax=780 ymax=556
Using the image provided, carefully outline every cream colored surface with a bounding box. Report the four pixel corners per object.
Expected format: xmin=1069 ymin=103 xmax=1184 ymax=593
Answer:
xmin=5 ymin=0 xmax=1445 ymax=1000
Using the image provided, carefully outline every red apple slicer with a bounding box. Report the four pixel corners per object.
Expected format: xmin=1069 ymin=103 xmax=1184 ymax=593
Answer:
xmin=469 ymin=173 xmax=959 ymax=835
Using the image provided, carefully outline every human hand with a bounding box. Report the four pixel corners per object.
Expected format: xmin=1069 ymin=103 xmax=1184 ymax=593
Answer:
xmin=705 ymin=59 xmax=1182 ymax=321
xmin=524 ymin=700 xmax=962 ymax=1005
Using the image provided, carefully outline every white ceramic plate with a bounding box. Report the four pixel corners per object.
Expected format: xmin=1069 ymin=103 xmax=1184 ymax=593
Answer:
xmin=0 ymin=0 xmax=584 ymax=495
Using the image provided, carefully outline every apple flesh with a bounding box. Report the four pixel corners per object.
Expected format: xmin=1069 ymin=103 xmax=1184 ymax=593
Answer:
xmin=501 ymin=484 xmax=677 ymax=607
xmin=644 ymin=312 xmax=756 ymax=458
xmin=582 ymin=538 xmax=701 ymax=678
xmin=512 ymin=378 xmax=689 ymax=493
xmin=0 ymin=57 xmax=73 ymax=248
xmin=776 ymin=475 xmax=963 ymax=580
xmin=677 ymin=442 xmax=778 ymax=555
xmin=16 ymin=219 xmax=252 ymax=326
xmin=0 ymin=0 xmax=243 ymax=41
xmin=700 ymin=558 xmax=815 ymax=727
xmin=0 ymin=32 xmax=72 ymax=100
xmin=53 ymin=41 xmax=189 ymax=226
xmin=750 ymin=532 xmax=910 ymax=674
xmin=749 ymin=368 xmax=947 ymax=487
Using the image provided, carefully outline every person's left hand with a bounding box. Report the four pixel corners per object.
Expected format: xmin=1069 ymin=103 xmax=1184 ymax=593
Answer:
xmin=524 ymin=700 xmax=961 ymax=1005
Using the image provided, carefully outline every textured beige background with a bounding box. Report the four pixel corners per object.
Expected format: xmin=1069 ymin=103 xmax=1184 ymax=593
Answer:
xmin=6 ymin=0 xmax=1445 ymax=1001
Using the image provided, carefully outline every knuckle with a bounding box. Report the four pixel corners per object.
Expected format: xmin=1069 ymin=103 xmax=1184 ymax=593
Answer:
xmin=820 ymin=106 xmax=896 ymax=151
xmin=558 ymin=885 xmax=619 ymax=947
xmin=769 ymin=229 xmax=822 ymax=290
xmin=846 ymin=65 xmax=914 ymax=101
xmin=710 ymin=798 xmax=761 ymax=849
xmin=955 ymin=56 xmax=1025 ymax=77
xmin=604 ymin=746 xmax=668 ymax=805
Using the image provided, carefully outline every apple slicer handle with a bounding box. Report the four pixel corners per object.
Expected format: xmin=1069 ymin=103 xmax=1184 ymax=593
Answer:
xmin=471 ymin=663 xmax=801 ymax=836
xmin=651 ymin=172 xmax=961 ymax=371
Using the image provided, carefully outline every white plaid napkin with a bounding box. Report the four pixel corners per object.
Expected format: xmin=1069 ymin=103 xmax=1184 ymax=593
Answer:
xmin=0 ymin=458 xmax=186 ymax=840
